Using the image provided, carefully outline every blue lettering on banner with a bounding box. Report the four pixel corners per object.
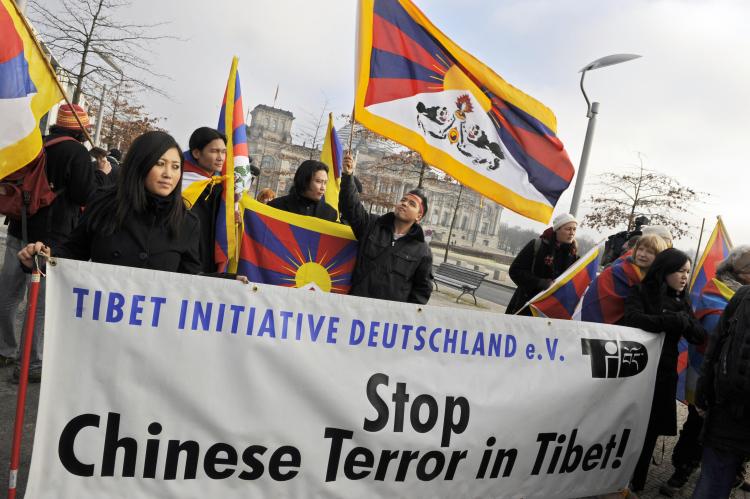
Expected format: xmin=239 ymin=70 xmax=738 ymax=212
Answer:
xmin=71 ymin=287 xmax=168 ymax=328
xmin=349 ymin=320 xmax=365 ymax=345
xmin=150 ymin=297 xmax=166 ymax=327
xmin=105 ymin=293 xmax=125 ymax=323
xmin=67 ymin=289 xmax=567 ymax=362
xmin=129 ymin=295 xmax=145 ymax=326
xmin=92 ymin=290 xmax=102 ymax=321
xmin=72 ymin=287 xmax=88 ymax=318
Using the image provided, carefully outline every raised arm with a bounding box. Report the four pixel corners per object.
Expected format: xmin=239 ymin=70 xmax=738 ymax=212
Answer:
xmin=339 ymin=152 xmax=377 ymax=241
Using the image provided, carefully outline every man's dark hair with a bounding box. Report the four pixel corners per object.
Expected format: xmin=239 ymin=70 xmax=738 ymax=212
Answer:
xmin=188 ymin=127 xmax=227 ymax=153
xmin=90 ymin=147 xmax=107 ymax=160
xmin=407 ymin=188 xmax=428 ymax=218
xmin=108 ymin=148 xmax=122 ymax=160
xmin=292 ymin=160 xmax=328 ymax=197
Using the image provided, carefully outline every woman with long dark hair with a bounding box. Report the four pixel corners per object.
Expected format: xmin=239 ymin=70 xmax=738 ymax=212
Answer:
xmin=19 ymin=131 xmax=202 ymax=273
xmin=622 ymin=248 xmax=707 ymax=492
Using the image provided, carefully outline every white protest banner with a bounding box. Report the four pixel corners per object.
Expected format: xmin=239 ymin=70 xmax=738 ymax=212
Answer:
xmin=26 ymin=259 xmax=663 ymax=498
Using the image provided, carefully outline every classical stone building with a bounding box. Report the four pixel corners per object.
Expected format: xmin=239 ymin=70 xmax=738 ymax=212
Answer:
xmin=248 ymin=105 xmax=505 ymax=253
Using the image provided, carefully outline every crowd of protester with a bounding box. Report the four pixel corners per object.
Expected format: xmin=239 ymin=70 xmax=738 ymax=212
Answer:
xmin=2 ymin=103 xmax=749 ymax=498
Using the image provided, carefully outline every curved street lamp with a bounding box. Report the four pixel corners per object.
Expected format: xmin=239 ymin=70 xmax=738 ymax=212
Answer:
xmin=569 ymin=53 xmax=642 ymax=217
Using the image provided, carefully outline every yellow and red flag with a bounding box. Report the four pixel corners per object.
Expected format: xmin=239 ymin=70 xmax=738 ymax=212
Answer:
xmin=0 ymin=0 xmax=63 ymax=177
xmin=355 ymin=0 xmax=574 ymax=223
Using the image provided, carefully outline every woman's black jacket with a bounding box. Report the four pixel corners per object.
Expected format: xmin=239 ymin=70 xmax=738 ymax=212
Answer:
xmin=622 ymin=285 xmax=706 ymax=435
xmin=505 ymin=228 xmax=578 ymax=315
xmin=54 ymin=193 xmax=203 ymax=274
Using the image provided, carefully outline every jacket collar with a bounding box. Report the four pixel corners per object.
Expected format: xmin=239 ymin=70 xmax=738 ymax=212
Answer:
xmin=378 ymin=212 xmax=425 ymax=242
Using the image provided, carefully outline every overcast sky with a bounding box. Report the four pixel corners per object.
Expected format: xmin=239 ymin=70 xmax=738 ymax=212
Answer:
xmin=47 ymin=0 xmax=750 ymax=251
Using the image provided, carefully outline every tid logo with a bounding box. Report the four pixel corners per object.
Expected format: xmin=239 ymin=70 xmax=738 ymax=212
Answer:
xmin=581 ymin=339 xmax=648 ymax=378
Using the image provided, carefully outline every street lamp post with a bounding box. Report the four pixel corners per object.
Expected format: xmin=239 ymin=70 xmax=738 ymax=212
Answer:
xmin=93 ymin=50 xmax=124 ymax=147
xmin=569 ymin=54 xmax=642 ymax=217
xmin=93 ymin=84 xmax=108 ymax=146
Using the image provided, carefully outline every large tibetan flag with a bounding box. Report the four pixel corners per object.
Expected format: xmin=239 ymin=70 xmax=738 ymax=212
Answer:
xmin=529 ymin=243 xmax=603 ymax=319
xmin=215 ymin=56 xmax=249 ymax=273
xmin=320 ymin=112 xmax=343 ymax=217
xmin=579 ymin=257 xmax=643 ymax=324
xmin=237 ymin=195 xmax=357 ymax=293
xmin=0 ymin=0 xmax=64 ymax=178
xmin=355 ymin=0 xmax=574 ymax=223
xmin=676 ymin=218 xmax=733 ymax=402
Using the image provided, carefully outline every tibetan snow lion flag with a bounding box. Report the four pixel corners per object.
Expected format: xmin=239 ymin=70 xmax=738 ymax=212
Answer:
xmin=237 ymin=195 xmax=357 ymax=293
xmin=215 ymin=56 xmax=250 ymax=273
xmin=0 ymin=0 xmax=64 ymax=177
xmin=355 ymin=0 xmax=574 ymax=223
xmin=529 ymin=243 xmax=604 ymax=320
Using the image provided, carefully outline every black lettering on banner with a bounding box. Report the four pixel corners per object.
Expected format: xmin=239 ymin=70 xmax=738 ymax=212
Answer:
xmin=362 ymin=372 xmax=471 ymax=447
xmin=59 ymin=413 xmax=100 ymax=477
xmin=144 ymin=422 xmax=162 ymax=479
xmin=101 ymin=412 xmax=137 ymax=477
xmin=344 ymin=447 xmax=375 ymax=479
xmin=324 ymin=427 xmax=354 ymax=481
xmin=56 ymin=413 xmax=303 ymax=481
xmin=411 ymin=394 xmax=438 ymax=434
xmin=268 ymin=446 xmax=301 ymax=481
xmin=165 ymin=440 xmax=200 ymax=480
xmin=204 ymin=443 xmax=238 ymax=479
xmin=581 ymin=339 xmax=648 ymax=378
xmin=238 ymin=445 xmax=267 ymax=480
xmin=363 ymin=373 xmax=390 ymax=432
xmin=531 ymin=428 xmax=632 ymax=475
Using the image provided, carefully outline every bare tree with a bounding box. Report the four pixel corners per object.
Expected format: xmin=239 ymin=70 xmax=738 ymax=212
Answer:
xmin=497 ymin=224 xmax=539 ymax=255
xmin=294 ymin=97 xmax=329 ymax=154
xmin=90 ymin=82 xmax=157 ymax=149
xmin=583 ymin=155 xmax=703 ymax=240
xmin=29 ymin=0 xmax=174 ymax=103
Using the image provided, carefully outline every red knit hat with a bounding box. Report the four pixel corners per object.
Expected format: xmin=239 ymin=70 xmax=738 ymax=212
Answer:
xmin=55 ymin=104 xmax=91 ymax=130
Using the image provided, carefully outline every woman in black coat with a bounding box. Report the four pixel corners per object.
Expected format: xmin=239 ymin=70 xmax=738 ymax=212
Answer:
xmin=268 ymin=159 xmax=338 ymax=221
xmin=621 ymin=248 xmax=707 ymax=492
xmin=19 ymin=131 xmax=203 ymax=274
xmin=505 ymin=213 xmax=579 ymax=315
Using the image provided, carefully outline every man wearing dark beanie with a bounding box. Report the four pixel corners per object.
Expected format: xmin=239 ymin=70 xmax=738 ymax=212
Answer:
xmin=339 ymin=151 xmax=432 ymax=304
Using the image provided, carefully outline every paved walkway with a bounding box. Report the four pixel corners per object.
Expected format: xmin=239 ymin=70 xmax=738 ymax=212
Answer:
xmin=428 ymin=286 xmax=507 ymax=313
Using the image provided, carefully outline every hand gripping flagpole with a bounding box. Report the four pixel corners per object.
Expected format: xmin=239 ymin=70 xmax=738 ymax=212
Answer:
xmin=7 ymin=253 xmax=48 ymax=499
xmin=347 ymin=105 xmax=355 ymax=154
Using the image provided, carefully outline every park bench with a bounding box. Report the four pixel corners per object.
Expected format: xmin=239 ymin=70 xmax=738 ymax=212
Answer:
xmin=433 ymin=262 xmax=488 ymax=305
